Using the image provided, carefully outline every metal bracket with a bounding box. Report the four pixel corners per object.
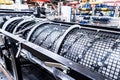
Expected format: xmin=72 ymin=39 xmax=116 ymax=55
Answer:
xmin=16 ymin=42 xmax=21 ymax=58
xmin=15 ymin=40 xmax=26 ymax=58
xmin=44 ymin=61 xmax=69 ymax=73
xmin=52 ymin=67 xmax=75 ymax=80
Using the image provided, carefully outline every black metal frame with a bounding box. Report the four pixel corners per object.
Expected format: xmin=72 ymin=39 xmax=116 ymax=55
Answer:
xmin=0 ymin=35 xmax=22 ymax=80
xmin=52 ymin=20 xmax=120 ymax=31
xmin=0 ymin=9 xmax=33 ymax=14
xmin=0 ymin=29 xmax=112 ymax=80
xmin=0 ymin=9 xmax=34 ymax=17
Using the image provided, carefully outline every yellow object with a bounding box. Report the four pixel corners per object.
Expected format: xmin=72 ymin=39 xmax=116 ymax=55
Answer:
xmin=0 ymin=0 xmax=13 ymax=4
xmin=101 ymin=8 xmax=107 ymax=11
xmin=82 ymin=8 xmax=87 ymax=10
xmin=81 ymin=8 xmax=91 ymax=11
xmin=80 ymin=1 xmax=103 ymax=5
xmin=0 ymin=0 xmax=5 ymax=4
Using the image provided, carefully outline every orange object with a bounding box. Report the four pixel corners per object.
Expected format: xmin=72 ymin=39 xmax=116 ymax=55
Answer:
xmin=31 ymin=0 xmax=50 ymax=2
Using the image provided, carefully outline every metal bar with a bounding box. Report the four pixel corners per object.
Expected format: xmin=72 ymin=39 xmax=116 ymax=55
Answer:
xmin=51 ymin=20 xmax=120 ymax=31
xmin=55 ymin=25 xmax=81 ymax=54
xmin=0 ymin=10 xmax=33 ymax=14
xmin=8 ymin=46 xmax=23 ymax=80
xmin=14 ymin=26 xmax=34 ymax=35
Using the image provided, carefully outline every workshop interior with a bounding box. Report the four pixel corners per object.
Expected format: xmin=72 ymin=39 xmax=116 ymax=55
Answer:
xmin=1 ymin=0 xmax=120 ymax=80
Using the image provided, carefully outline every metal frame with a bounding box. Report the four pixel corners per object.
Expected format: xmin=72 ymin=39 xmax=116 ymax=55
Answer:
xmin=55 ymin=25 xmax=81 ymax=54
xmin=0 ymin=10 xmax=33 ymax=14
xmin=12 ymin=18 xmax=36 ymax=34
xmin=27 ymin=22 xmax=52 ymax=41
xmin=2 ymin=17 xmax=23 ymax=30
xmin=0 ymin=29 xmax=111 ymax=80
xmin=1 ymin=36 xmax=23 ymax=80
xmin=52 ymin=20 xmax=120 ymax=32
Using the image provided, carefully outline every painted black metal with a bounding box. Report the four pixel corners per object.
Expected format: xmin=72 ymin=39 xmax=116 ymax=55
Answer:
xmin=26 ymin=22 xmax=51 ymax=41
xmin=2 ymin=37 xmax=23 ymax=80
xmin=2 ymin=17 xmax=120 ymax=80
xmin=2 ymin=17 xmax=23 ymax=32
xmin=12 ymin=19 xmax=36 ymax=34
xmin=52 ymin=20 xmax=120 ymax=31
xmin=27 ymin=22 xmax=68 ymax=52
xmin=0 ymin=29 xmax=111 ymax=80
xmin=0 ymin=10 xmax=33 ymax=14
xmin=36 ymin=22 xmax=120 ymax=80
xmin=55 ymin=25 xmax=81 ymax=54
xmin=8 ymin=42 xmax=23 ymax=80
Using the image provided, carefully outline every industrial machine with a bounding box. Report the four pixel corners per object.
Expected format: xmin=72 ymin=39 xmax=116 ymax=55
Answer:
xmin=1 ymin=13 xmax=120 ymax=80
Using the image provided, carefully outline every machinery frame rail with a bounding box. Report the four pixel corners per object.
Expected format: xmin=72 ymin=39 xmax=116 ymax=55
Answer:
xmin=0 ymin=29 xmax=111 ymax=80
